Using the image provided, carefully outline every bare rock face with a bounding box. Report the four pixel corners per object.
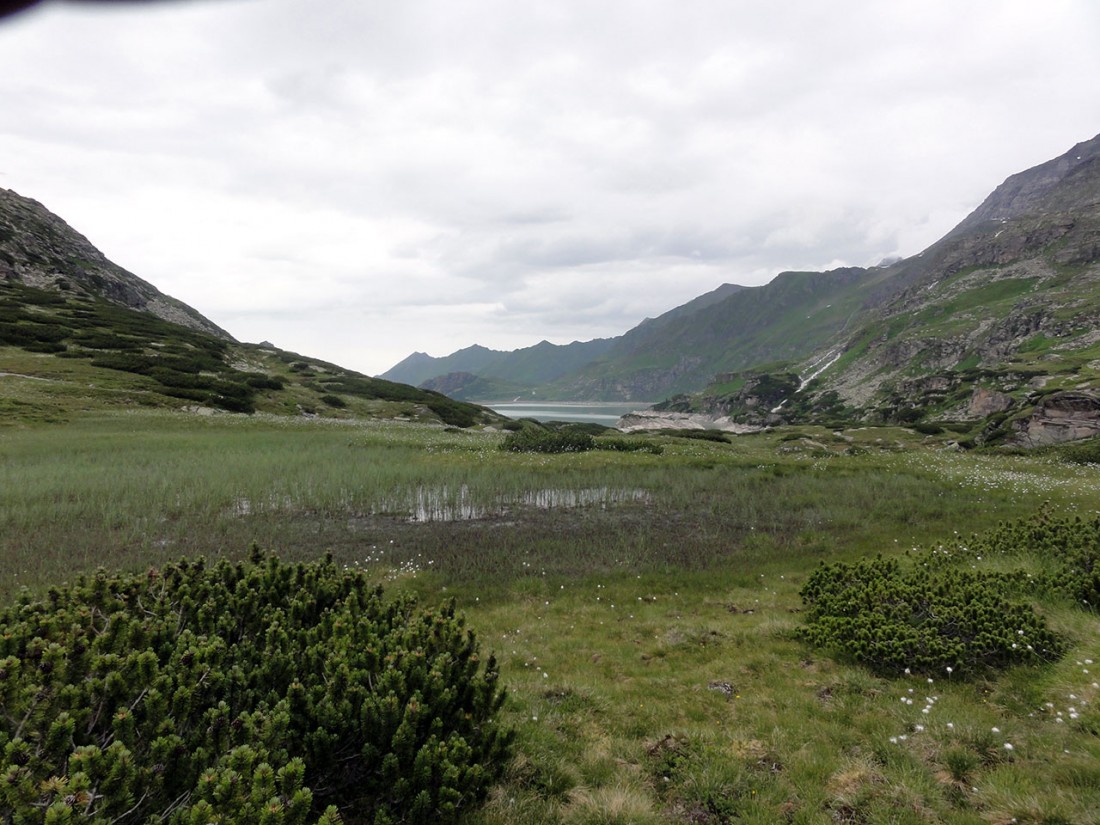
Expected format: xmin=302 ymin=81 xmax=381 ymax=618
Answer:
xmin=950 ymin=134 xmax=1100 ymax=233
xmin=616 ymin=410 xmax=761 ymax=433
xmin=1013 ymin=391 xmax=1100 ymax=446
xmin=0 ymin=188 xmax=232 ymax=340
xmin=968 ymin=387 xmax=1015 ymax=417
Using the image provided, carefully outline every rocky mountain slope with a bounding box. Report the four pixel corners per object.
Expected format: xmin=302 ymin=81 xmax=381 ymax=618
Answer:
xmin=0 ymin=191 xmax=501 ymax=428
xmin=385 ymin=131 xmax=1100 ymax=445
xmin=672 ymin=133 xmax=1100 ymax=445
xmin=0 ymin=188 xmax=232 ymax=339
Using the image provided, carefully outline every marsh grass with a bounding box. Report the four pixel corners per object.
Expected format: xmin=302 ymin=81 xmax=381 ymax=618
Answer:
xmin=4 ymin=411 xmax=1100 ymax=822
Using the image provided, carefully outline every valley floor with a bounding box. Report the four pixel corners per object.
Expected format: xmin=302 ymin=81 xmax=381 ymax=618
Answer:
xmin=3 ymin=412 xmax=1099 ymax=824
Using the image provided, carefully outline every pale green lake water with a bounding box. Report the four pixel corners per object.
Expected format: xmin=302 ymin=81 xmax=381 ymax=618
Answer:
xmin=481 ymin=401 xmax=653 ymax=424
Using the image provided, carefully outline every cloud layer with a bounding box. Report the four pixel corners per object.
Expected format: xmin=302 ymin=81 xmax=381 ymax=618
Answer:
xmin=2 ymin=0 xmax=1099 ymax=375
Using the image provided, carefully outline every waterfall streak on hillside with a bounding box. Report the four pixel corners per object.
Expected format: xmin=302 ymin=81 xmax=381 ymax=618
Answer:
xmin=798 ymin=350 xmax=843 ymax=392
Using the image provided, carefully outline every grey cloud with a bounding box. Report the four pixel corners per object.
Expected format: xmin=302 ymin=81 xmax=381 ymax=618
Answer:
xmin=2 ymin=0 xmax=1099 ymax=376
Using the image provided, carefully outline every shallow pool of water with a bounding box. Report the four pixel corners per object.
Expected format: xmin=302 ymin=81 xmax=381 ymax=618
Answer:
xmin=390 ymin=485 xmax=649 ymax=522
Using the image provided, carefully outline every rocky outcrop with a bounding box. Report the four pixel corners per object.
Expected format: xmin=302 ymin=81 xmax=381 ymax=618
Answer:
xmin=968 ymin=387 xmax=1015 ymax=417
xmin=1013 ymin=392 xmax=1100 ymax=447
xmin=616 ymin=410 xmax=762 ymax=433
xmin=0 ymin=188 xmax=232 ymax=340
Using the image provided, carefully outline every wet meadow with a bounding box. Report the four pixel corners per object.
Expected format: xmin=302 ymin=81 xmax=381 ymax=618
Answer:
xmin=3 ymin=411 xmax=1100 ymax=824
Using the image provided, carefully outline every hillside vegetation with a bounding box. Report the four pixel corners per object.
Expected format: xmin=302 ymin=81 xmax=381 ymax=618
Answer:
xmin=0 ymin=278 xmax=498 ymax=428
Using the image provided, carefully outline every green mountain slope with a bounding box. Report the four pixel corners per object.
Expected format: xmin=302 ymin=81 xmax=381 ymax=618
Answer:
xmin=551 ymin=268 xmax=888 ymax=400
xmin=382 ymin=344 xmax=502 ymax=387
xmin=381 ymin=337 xmax=616 ymax=396
xmin=381 ymin=283 xmax=745 ymax=399
xmin=418 ymin=371 xmax=536 ymax=401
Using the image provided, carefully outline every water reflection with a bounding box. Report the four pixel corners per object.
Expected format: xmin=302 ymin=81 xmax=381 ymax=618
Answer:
xmin=392 ymin=485 xmax=648 ymax=522
xmin=231 ymin=486 xmax=648 ymax=523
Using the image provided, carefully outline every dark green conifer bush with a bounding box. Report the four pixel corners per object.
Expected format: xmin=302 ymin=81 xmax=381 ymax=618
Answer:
xmin=594 ymin=437 xmax=664 ymax=455
xmin=800 ymin=509 xmax=1100 ymax=676
xmin=0 ymin=550 xmax=512 ymax=824
xmin=1060 ymin=437 xmax=1100 ymax=465
xmin=658 ymin=429 xmax=730 ymax=443
xmin=798 ymin=556 xmax=1063 ymax=676
xmin=937 ymin=508 xmax=1100 ymax=609
xmin=499 ymin=429 xmax=595 ymax=453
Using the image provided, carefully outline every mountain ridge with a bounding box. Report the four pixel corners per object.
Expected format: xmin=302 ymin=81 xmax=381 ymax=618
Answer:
xmin=0 ymin=188 xmax=233 ymax=340
xmin=383 ymin=131 xmax=1100 ymax=445
xmin=668 ymin=131 xmax=1100 ymax=445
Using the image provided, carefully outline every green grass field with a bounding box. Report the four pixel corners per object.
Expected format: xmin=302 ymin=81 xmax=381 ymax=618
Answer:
xmin=3 ymin=411 xmax=1100 ymax=824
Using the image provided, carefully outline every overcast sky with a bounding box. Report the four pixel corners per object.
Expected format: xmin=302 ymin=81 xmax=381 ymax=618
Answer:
xmin=2 ymin=0 xmax=1098 ymax=376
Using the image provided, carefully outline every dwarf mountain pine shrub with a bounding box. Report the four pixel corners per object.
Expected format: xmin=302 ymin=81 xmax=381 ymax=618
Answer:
xmin=594 ymin=437 xmax=664 ymax=455
xmin=934 ymin=507 xmax=1100 ymax=610
xmin=798 ymin=556 xmax=1064 ymax=676
xmin=0 ymin=550 xmax=512 ymax=824
xmin=799 ymin=509 xmax=1100 ymax=677
xmin=1060 ymin=437 xmax=1100 ymax=466
xmin=499 ymin=429 xmax=595 ymax=453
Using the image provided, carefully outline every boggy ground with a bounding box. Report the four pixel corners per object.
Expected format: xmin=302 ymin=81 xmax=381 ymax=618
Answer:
xmin=3 ymin=411 xmax=1099 ymax=823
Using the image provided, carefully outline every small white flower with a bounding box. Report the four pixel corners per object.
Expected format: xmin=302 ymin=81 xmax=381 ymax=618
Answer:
xmin=1003 ymin=743 xmax=1014 ymax=751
